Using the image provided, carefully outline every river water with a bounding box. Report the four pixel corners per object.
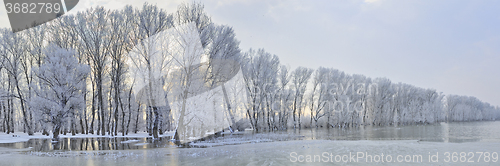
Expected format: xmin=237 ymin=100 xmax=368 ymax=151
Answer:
xmin=288 ymin=121 xmax=500 ymax=142
xmin=0 ymin=121 xmax=499 ymax=165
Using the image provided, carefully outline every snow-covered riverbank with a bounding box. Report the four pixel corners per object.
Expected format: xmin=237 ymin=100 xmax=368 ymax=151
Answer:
xmin=0 ymin=133 xmax=50 ymax=144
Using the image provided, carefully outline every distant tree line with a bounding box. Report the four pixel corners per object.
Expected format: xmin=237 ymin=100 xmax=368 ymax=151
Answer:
xmin=241 ymin=53 xmax=500 ymax=131
xmin=0 ymin=2 xmax=498 ymax=139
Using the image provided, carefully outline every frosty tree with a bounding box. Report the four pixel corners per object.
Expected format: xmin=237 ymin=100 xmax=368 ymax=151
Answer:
xmin=30 ymin=45 xmax=90 ymax=140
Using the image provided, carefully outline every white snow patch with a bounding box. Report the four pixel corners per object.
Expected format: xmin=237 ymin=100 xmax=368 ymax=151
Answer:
xmin=134 ymin=143 xmax=149 ymax=146
xmin=120 ymin=140 xmax=140 ymax=144
xmin=0 ymin=133 xmax=51 ymax=143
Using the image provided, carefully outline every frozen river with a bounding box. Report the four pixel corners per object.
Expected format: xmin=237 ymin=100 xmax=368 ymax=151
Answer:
xmin=0 ymin=121 xmax=499 ymax=165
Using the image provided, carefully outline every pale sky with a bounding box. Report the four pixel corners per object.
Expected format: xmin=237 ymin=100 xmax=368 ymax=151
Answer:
xmin=1 ymin=0 xmax=499 ymax=106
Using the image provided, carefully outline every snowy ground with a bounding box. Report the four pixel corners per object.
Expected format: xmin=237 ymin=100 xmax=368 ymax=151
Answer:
xmin=186 ymin=132 xmax=304 ymax=148
xmin=1 ymin=140 xmax=499 ymax=165
xmin=0 ymin=133 xmax=50 ymax=144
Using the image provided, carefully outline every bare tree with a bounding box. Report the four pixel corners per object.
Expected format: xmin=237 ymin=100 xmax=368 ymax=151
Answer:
xmin=291 ymin=67 xmax=312 ymax=129
xmin=0 ymin=29 xmax=34 ymax=135
xmin=75 ymin=7 xmax=112 ymax=135
xmin=108 ymin=7 xmax=135 ymax=136
xmin=309 ymin=67 xmax=329 ymax=127
xmin=240 ymin=49 xmax=280 ymax=131
xmin=277 ymin=65 xmax=292 ymax=130
xmin=129 ymin=3 xmax=173 ymax=138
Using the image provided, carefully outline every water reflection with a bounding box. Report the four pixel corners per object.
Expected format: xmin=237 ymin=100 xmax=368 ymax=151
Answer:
xmin=288 ymin=121 xmax=500 ymax=143
xmin=0 ymin=137 xmax=176 ymax=152
xmin=1 ymin=121 xmax=499 ymax=152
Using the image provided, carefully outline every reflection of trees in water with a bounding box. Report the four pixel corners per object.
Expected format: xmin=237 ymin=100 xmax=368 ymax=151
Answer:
xmin=19 ymin=137 xmax=175 ymax=151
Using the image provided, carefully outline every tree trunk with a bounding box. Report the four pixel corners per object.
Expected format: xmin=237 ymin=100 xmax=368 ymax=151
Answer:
xmin=152 ymin=107 xmax=159 ymax=139
xmin=90 ymin=90 xmax=96 ymax=134
xmin=15 ymin=82 xmax=33 ymax=135
xmin=134 ymin=103 xmax=140 ymax=133
xmin=7 ymin=96 xmax=13 ymax=134
xmin=97 ymin=100 xmax=100 ymax=135
xmin=53 ymin=125 xmax=61 ymax=141
xmin=221 ymin=84 xmax=236 ymax=132
xmin=174 ymin=89 xmax=189 ymax=143
xmin=121 ymin=98 xmax=126 ymax=136
xmin=293 ymin=98 xmax=297 ymax=129
xmin=117 ymin=90 xmax=125 ymax=136
xmin=98 ymin=74 xmax=105 ymax=136
xmin=108 ymin=90 xmax=113 ymax=136
xmin=71 ymin=117 xmax=76 ymax=135
xmin=126 ymin=88 xmax=133 ymax=135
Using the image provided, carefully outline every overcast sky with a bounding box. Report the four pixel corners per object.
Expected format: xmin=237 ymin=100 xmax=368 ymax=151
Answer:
xmin=1 ymin=0 xmax=499 ymax=106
